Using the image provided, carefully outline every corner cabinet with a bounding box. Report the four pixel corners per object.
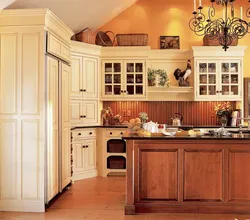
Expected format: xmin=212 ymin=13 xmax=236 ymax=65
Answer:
xmin=193 ymin=46 xmax=247 ymax=101
xmin=101 ymin=60 xmax=146 ymax=100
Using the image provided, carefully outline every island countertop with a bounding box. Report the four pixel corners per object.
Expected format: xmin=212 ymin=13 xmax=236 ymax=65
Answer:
xmin=124 ymin=135 xmax=250 ymax=215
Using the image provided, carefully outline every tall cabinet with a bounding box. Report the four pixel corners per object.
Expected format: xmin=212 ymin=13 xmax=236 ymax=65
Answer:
xmin=0 ymin=9 xmax=74 ymax=212
xmin=70 ymin=41 xmax=101 ymax=126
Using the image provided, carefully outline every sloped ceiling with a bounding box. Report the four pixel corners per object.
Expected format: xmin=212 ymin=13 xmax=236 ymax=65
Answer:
xmin=0 ymin=0 xmax=16 ymax=9
xmin=6 ymin=0 xmax=138 ymax=33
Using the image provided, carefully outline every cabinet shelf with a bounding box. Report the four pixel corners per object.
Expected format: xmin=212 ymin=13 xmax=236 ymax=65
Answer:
xmin=147 ymin=86 xmax=194 ymax=101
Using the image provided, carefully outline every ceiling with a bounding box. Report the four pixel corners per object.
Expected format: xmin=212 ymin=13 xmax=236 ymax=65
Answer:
xmin=5 ymin=0 xmax=138 ymax=33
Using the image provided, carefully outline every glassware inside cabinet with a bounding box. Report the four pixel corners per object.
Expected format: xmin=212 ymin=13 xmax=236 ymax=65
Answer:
xmin=105 ymin=74 xmax=112 ymax=84
xmin=114 ymin=85 xmax=121 ymax=95
xmin=231 ymin=75 xmax=238 ymax=84
xmin=105 ymin=85 xmax=112 ymax=95
xmin=105 ymin=63 xmax=112 ymax=72
xmin=135 ymin=63 xmax=143 ymax=72
xmin=136 ymin=74 xmax=143 ymax=83
xmin=200 ymin=85 xmax=207 ymax=95
xmin=199 ymin=63 xmax=207 ymax=73
xmin=221 ymin=63 xmax=229 ymax=72
xmin=127 ymin=63 xmax=134 ymax=72
xmin=200 ymin=75 xmax=207 ymax=84
xmin=127 ymin=74 xmax=134 ymax=84
xmin=222 ymin=85 xmax=230 ymax=95
xmin=127 ymin=85 xmax=134 ymax=95
xmin=114 ymin=74 xmax=121 ymax=83
xmin=209 ymin=85 xmax=216 ymax=95
xmin=231 ymin=85 xmax=238 ymax=95
xmin=114 ymin=63 xmax=121 ymax=72
xmin=230 ymin=63 xmax=238 ymax=73
xmin=222 ymin=75 xmax=229 ymax=84
xmin=208 ymin=63 xmax=216 ymax=73
xmin=209 ymin=75 xmax=216 ymax=84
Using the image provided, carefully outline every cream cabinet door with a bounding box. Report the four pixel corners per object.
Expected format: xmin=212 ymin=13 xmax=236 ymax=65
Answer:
xmin=84 ymin=139 xmax=96 ymax=171
xmin=73 ymin=141 xmax=85 ymax=174
xmin=47 ymin=56 xmax=59 ymax=201
xmin=82 ymin=57 xmax=98 ymax=99
xmin=70 ymin=99 xmax=82 ymax=125
xmin=61 ymin=63 xmax=71 ymax=189
xmin=71 ymin=55 xmax=83 ymax=99
xmin=82 ymin=100 xmax=98 ymax=124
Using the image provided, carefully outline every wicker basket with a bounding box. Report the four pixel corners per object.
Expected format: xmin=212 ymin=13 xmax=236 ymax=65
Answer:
xmin=203 ymin=34 xmax=238 ymax=46
xmin=116 ymin=34 xmax=148 ymax=46
xmin=108 ymin=157 xmax=126 ymax=169
xmin=95 ymin=31 xmax=115 ymax=46
xmin=75 ymin=27 xmax=96 ymax=44
xmin=107 ymin=140 xmax=125 ymax=153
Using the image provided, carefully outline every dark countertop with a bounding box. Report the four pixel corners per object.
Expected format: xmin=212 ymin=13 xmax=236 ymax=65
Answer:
xmin=122 ymin=133 xmax=250 ymax=140
xmin=71 ymin=125 xmax=128 ymax=130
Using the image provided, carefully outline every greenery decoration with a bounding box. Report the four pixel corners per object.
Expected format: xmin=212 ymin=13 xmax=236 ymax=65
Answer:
xmin=147 ymin=68 xmax=170 ymax=87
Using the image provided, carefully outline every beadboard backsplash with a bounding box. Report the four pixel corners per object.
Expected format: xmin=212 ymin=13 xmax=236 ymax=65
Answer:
xmin=103 ymin=101 xmax=237 ymax=126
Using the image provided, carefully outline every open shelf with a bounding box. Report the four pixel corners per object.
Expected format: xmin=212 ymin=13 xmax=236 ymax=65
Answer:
xmin=147 ymin=86 xmax=194 ymax=101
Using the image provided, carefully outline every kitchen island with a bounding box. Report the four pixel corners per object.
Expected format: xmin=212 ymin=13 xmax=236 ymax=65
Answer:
xmin=123 ymin=133 xmax=250 ymax=215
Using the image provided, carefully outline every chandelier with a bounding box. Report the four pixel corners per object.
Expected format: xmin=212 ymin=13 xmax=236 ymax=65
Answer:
xmin=189 ymin=0 xmax=250 ymax=51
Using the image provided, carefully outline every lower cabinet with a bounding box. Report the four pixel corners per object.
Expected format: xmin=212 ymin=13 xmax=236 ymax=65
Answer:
xmin=72 ymin=129 xmax=97 ymax=181
xmin=70 ymin=100 xmax=98 ymax=126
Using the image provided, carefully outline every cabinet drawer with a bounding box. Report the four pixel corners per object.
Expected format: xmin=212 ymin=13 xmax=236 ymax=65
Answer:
xmin=72 ymin=129 xmax=96 ymax=139
xmin=47 ymin=32 xmax=71 ymax=63
xmin=106 ymin=129 xmax=126 ymax=137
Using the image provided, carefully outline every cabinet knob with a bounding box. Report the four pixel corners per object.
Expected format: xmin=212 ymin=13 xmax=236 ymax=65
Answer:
xmin=83 ymin=89 xmax=86 ymax=92
xmin=110 ymin=132 xmax=112 ymax=135
xmin=86 ymin=145 xmax=88 ymax=148
xmin=80 ymin=115 xmax=84 ymax=118
xmin=124 ymin=90 xmax=127 ymax=93
xmin=120 ymin=132 xmax=123 ymax=135
xmin=80 ymin=89 xmax=84 ymax=92
xmin=120 ymin=90 xmax=123 ymax=93
xmin=83 ymin=115 xmax=86 ymax=118
xmin=82 ymin=145 xmax=86 ymax=148
xmin=78 ymin=133 xmax=81 ymax=135
xmin=89 ymin=132 xmax=92 ymax=135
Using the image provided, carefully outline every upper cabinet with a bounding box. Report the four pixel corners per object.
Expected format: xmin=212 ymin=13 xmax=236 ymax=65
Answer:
xmin=71 ymin=54 xmax=98 ymax=99
xmin=193 ymin=46 xmax=247 ymax=101
xmin=101 ymin=60 xmax=146 ymax=100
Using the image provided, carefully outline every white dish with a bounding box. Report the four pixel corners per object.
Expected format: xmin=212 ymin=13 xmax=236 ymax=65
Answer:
xmin=162 ymin=130 xmax=176 ymax=136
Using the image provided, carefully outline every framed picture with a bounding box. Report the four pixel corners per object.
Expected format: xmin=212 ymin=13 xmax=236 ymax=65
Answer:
xmin=160 ymin=36 xmax=180 ymax=49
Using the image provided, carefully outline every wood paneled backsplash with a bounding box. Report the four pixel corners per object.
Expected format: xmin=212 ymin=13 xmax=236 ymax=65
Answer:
xmin=103 ymin=101 xmax=237 ymax=126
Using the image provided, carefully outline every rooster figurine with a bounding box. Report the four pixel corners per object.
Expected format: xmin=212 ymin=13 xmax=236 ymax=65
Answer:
xmin=173 ymin=59 xmax=192 ymax=86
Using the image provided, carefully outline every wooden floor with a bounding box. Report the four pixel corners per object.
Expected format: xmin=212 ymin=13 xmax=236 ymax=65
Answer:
xmin=1 ymin=176 xmax=250 ymax=219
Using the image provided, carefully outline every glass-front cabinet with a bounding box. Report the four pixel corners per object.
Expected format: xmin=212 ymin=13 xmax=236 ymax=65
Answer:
xmin=102 ymin=60 xmax=146 ymax=100
xmin=196 ymin=60 xmax=242 ymax=101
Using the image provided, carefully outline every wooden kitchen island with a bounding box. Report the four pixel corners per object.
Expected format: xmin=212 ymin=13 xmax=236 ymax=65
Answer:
xmin=122 ymin=134 xmax=250 ymax=215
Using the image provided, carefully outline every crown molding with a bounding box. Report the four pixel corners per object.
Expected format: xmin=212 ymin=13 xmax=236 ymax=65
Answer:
xmin=71 ymin=40 xmax=102 ymax=56
xmin=0 ymin=8 xmax=74 ymax=44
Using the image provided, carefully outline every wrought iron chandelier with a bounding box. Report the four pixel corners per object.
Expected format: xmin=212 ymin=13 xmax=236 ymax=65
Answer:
xmin=189 ymin=0 xmax=250 ymax=51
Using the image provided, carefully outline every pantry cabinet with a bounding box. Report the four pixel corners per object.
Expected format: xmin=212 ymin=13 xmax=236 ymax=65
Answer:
xmin=101 ymin=60 xmax=146 ymax=100
xmin=193 ymin=46 xmax=246 ymax=102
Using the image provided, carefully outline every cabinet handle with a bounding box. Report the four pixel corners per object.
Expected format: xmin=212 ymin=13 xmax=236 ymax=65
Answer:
xmin=83 ymin=89 xmax=86 ymax=92
xmin=82 ymin=145 xmax=86 ymax=148
xmin=219 ymin=91 xmax=222 ymax=93
xmin=124 ymin=90 xmax=127 ymax=93
xmin=78 ymin=133 xmax=81 ymax=135
xmin=89 ymin=132 xmax=92 ymax=135
xmin=86 ymin=145 xmax=88 ymax=148
xmin=83 ymin=115 xmax=86 ymax=118
xmin=120 ymin=90 xmax=123 ymax=93
xmin=110 ymin=132 xmax=112 ymax=135
xmin=120 ymin=132 xmax=123 ymax=135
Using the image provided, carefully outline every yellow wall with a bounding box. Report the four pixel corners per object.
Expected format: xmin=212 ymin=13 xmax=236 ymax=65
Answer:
xmin=99 ymin=0 xmax=250 ymax=77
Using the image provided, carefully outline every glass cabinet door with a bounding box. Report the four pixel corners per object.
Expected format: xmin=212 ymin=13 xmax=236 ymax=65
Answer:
xmin=219 ymin=61 xmax=240 ymax=98
xmin=103 ymin=61 xmax=123 ymax=96
xmin=124 ymin=61 xmax=144 ymax=96
xmin=197 ymin=61 xmax=217 ymax=97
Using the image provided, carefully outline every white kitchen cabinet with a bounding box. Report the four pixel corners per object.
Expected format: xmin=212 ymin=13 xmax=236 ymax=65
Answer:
xmin=196 ymin=60 xmax=242 ymax=101
xmin=72 ymin=129 xmax=97 ymax=181
xmin=71 ymin=54 xmax=98 ymax=99
xmin=70 ymin=100 xmax=98 ymax=126
xmin=101 ymin=60 xmax=146 ymax=100
xmin=0 ymin=9 xmax=74 ymax=212
xmin=193 ymin=46 xmax=246 ymax=102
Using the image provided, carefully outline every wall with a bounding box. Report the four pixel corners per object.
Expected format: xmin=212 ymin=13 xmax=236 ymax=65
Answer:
xmin=99 ymin=0 xmax=250 ymax=77
xmin=103 ymin=101 xmax=237 ymax=125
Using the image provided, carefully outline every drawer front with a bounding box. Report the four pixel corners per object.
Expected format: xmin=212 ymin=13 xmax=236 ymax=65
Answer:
xmin=72 ymin=129 xmax=96 ymax=139
xmin=47 ymin=32 xmax=71 ymax=63
xmin=106 ymin=129 xmax=126 ymax=137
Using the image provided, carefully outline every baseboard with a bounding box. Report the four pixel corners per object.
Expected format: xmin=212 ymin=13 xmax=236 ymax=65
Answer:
xmin=73 ymin=170 xmax=97 ymax=181
xmin=0 ymin=200 xmax=45 ymax=212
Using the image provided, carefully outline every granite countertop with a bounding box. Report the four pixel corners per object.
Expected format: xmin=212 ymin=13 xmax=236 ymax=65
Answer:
xmin=122 ymin=133 xmax=250 ymax=140
xmin=71 ymin=125 xmax=128 ymax=130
